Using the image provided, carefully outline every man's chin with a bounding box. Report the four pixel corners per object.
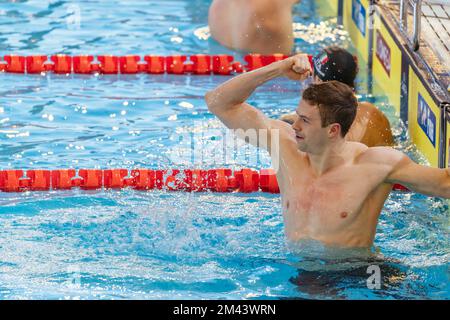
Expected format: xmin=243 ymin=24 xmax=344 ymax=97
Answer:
xmin=297 ymin=142 xmax=307 ymax=152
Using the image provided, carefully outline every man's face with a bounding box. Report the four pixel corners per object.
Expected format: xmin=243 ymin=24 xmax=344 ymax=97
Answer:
xmin=291 ymin=99 xmax=330 ymax=153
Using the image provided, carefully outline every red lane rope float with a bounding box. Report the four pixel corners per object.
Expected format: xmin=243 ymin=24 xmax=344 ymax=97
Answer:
xmin=0 ymin=53 xmax=304 ymax=75
xmin=0 ymin=168 xmax=409 ymax=193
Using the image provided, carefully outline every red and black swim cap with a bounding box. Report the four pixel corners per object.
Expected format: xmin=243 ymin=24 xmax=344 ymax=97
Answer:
xmin=312 ymin=46 xmax=358 ymax=89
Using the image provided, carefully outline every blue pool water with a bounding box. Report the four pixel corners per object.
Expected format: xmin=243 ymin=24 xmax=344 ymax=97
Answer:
xmin=0 ymin=0 xmax=449 ymax=299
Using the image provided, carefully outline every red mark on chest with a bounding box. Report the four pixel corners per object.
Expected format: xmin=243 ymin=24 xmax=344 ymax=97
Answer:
xmin=286 ymin=201 xmax=290 ymax=210
xmin=340 ymin=211 xmax=348 ymax=218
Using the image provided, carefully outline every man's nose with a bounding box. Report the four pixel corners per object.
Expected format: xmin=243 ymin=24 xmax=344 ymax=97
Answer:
xmin=292 ymin=119 xmax=302 ymax=131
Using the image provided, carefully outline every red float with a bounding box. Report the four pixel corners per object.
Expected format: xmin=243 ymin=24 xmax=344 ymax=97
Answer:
xmin=119 ymin=55 xmax=141 ymax=74
xmin=155 ymin=169 xmax=182 ymax=190
xmin=212 ymin=55 xmax=234 ymax=75
xmin=0 ymin=170 xmax=24 ymax=192
xmin=244 ymin=54 xmax=264 ymax=71
xmin=166 ymin=55 xmax=187 ymax=74
xmin=51 ymin=169 xmax=76 ymax=189
xmin=26 ymin=170 xmax=51 ymax=191
xmin=190 ymin=54 xmax=211 ymax=74
xmin=131 ymin=169 xmax=155 ymax=190
xmin=144 ymin=55 xmax=166 ymax=74
xmin=73 ymin=55 xmax=94 ymax=74
xmin=4 ymin=55 xmax=26 ymax=73
xmin=78 ymin=169 xmax=103 ymax=190
xmin=97 ymin=55 xmax=119 ymax=74
xmin=393 ymin=184 xmax=409 ymax=191
xmin=261 ymin=54 xmax=289 ymax=66
xmin=26 ymin=55 xmax=48 ymax=74
xmin=104 ymin=169 xmax=128 ymax=189
xmin=184 ymin=169 xmax=208 ymax=191
xmin=51 ymin=55 xmax=73 ymax=74
xmin=259 ymin=169 xmax=280 ymax=193
xmin=235 ymin=168 xmax=259 ymax=193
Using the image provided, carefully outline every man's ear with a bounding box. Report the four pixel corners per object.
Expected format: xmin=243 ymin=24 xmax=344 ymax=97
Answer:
xmin=328 ymin=123 xmax=341 ymax=138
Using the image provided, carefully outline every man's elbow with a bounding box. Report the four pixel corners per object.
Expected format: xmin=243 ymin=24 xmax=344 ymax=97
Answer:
xmin=205 ymin=90 xmax=218 ymax=114
xmin=433 ymin=168 xmax=450 ymax=199
xmin=443 ymin=186 xmax=450 ymax=199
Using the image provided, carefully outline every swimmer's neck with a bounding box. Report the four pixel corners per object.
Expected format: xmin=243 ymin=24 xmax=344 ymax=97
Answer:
xmin=305 ymin=139 xmax=348 ymax=176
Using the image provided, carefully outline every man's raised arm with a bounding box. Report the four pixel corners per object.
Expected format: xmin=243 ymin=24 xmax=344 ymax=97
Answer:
xmin=204 ymin=53 xmax=312 ymax=133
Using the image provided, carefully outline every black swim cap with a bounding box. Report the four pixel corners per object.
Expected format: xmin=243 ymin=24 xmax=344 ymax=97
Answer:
xmin=312 ymin=46 xmax=358 ymax=89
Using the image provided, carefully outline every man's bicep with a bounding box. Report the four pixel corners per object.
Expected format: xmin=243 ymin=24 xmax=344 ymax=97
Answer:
xmin=213 ymin=103 xmax=291 ymax=151
xmin=386 ymin=155 xmax=448 ymax=197
xmin=214 ymin=102 xmax=272 ymax=131
xmin=386 ymin=156 xmax=419 ymax=185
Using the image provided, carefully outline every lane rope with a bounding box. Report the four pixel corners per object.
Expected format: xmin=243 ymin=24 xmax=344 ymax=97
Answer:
xmin=0 ymin=168 xmax=409 ymax=193
xmin=0 ymin=54 xmax=313 ymax=75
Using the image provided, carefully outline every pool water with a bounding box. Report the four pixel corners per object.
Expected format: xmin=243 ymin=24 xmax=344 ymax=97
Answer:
xmin=0 ymin=0 xmax=448 ymax=299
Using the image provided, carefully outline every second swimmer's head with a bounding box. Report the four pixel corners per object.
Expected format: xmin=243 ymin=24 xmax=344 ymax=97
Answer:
xmin=312 ymin=46 xmax=358 ymax=89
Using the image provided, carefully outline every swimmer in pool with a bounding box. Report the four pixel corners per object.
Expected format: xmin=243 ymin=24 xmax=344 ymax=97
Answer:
xmin=209 ymin=0 xmax=300 ymax=55
xmin=280 ymin=46 xmax=394 ymax=147
xmin=205 ymin=54 xmax=450 ymax=248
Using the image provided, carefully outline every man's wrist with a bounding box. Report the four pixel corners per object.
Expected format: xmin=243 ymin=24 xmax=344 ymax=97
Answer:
xmin=264 ymin=60 xmax=285 ymax=79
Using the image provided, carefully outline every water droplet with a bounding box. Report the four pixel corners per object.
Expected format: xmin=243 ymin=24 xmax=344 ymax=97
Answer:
xmin=178 ymin=101 xmax=194 ymax=109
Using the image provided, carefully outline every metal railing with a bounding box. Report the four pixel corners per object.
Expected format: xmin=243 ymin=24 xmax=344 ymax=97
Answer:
xmin=399 ymin=0 xmax=423 ymax=51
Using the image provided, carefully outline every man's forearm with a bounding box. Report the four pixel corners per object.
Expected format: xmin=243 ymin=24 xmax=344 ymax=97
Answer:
xmin=205 ymin=62 xmax=282 ymax=113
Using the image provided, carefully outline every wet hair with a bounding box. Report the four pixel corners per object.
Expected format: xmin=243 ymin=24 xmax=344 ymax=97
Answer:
xmin=312 ymin=46 xmax=358 ymax=89
xmin=302 ymin=81 xmax=358 ymax=137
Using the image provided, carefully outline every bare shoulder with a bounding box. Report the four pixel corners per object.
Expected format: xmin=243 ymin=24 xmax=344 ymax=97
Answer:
xmin=355 ymin=145 xmax=406 ymax=168
xmin=345 ymin=141 xmax=368 ymax=159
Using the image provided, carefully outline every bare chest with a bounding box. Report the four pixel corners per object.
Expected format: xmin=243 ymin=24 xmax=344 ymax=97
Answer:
xmin=278 ymin=164 xmax=386 ymax=236
xmin=283 ymin=180 xmax=365 ymax=225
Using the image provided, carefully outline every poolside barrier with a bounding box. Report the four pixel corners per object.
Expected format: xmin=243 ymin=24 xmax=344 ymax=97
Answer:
xmin=0 ymin=168 xmax=409 ymax=193
xmin=0 ymin=54 xmax=311 ymax=75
